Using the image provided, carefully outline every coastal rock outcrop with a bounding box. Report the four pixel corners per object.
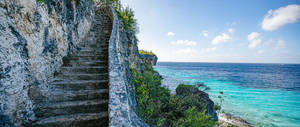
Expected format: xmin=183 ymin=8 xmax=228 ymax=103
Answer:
xmin=176 ymin=84 xmax=218 ymax=121
xmin=139 ymin=53 xmax=158 ymax=66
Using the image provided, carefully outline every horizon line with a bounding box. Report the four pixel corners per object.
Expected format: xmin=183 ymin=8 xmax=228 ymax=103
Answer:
xmin=157 ymin=61 xmax=300 ymax=64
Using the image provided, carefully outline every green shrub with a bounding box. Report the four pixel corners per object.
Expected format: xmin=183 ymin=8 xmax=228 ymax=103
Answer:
xmin=36 ymin=0 xmax=45 ymax=3
xmin=115 ymin=6 xmax=136 ymax=31
xmin=131 ymin=65 xmax=217 ymax=127
xmin=94 ymin=0 xmax=137 ymax=31
xmin=176 ymin=84 xmax=192 ymax=91
xmin=62 ymin=54 xmax=72 ymax=66
xmin=139 ymin=50 xmax=156 ymax=56
xmin=174 ymin=107 xmax=217 ymax=127
xmin=214 ymin=103 xmax=221 ymax=111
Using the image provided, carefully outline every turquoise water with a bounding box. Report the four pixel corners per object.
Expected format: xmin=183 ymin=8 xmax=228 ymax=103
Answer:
xmin=154 ymin=62 xmax=300 ymax=127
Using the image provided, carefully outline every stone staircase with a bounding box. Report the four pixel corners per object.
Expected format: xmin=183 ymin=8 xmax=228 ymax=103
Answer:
xmin=31 ymin=7 xmax=112 ymax=127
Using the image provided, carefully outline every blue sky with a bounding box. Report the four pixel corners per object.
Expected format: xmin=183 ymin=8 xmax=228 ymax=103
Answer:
xmin=121 ymin=0 xmax=300 ymax=63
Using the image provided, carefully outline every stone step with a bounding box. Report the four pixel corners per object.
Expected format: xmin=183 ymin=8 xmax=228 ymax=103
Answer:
xmin=77 ymin=50 xmax=108 ymax=55
xmin=72 ymin=54 xmax=107 ymax=57
xmin=78 ymin=43 xmax=108 ymax=47
xmin=53 ymin=73 xmax=109 ymax=81
xmin=32 ymin=9 xmax=112 ymax=127
xmin=80 ymin=46 xmax=108 ymax=50
xmin=78 ymin=44 xmax=108 ymax=49
xmin=32 ymin=112 xmax=108 ymax=127
xmin=35 ymin=99 xmax=108 ymax=118
xmin=77 ymin=49 xmax=108 ymax=54
xmin=60 ymin=66 xmax=108 ymax=73
xmin=64 ymin=60 xmax=108 ymax=67
xmin=52 ymin=80 xmax=109 ymax=90
xmin=45 ymin=89 xmax=108 ymax=102
xmin=79 ymin=47 xmax=108 ymax=51
xmin=68 ymin=55 xmax=108 ymax=61
xmin=77 ymin=48 xmax=108 ymax=53
xmin=68 ymin=60 xmax=108 ymax=67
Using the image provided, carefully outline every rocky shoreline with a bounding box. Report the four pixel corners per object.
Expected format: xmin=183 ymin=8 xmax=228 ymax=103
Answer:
xmin=158 ymin=74 xmax=253 ymax=127
xmin=218 ymin=113 xmax=253 ymax=127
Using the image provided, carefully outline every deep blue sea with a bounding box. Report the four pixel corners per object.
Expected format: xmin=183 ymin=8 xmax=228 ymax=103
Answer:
xmin=154 ymin=62 xmax=300 ymax=127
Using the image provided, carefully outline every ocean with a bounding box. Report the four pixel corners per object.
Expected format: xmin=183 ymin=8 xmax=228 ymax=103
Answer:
xmin=154 ymin=62 xmax=300 ymax=127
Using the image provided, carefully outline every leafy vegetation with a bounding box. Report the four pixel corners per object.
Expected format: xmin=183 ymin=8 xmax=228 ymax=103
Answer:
xmin=176 ymin=84 xmax=192 ymax=91
xmin=139 ymin=50 xmax=156 ymax=56
xmin=95 ymin=0 xmax=137 ymax=31
xmin=131 ymin=65 xmax=217 ymax=127
xmin=115 ymin=6 xmax=136 ymax=31
xmin=62 ymin=54 xmax=72 ymax=66
xmin=36 ymin=0 xmax=45 ymax=3
xmin=174 ymin=107 xmax=218 ymax=127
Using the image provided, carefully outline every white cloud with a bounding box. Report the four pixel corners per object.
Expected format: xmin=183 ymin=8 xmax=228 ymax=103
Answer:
xmin=262 ymin=4 xmax=300 ymax=31
xmin=175 ymin=48 xmax=197 ymax=54
xmin=258 ymin=50 xmax=264 ymax=54
xmin=201 ymin=31 xmax=209 ymax=37
xmin=276 ymin=39 xmax=286 ymax=49
xmin=202 ymin=47 xmax=217 ymax=52
xmin=167 ymin=32 xmax=175 ymax=37
xmin=248 ymin=39 xmax=262 ymax=48
xmin=228 ymin=28 xmax=235 ymax=33
xmin=212 ymin=33 xmax=231 ymax=45
xmin=171 ymin=40 xmax=197 ymax=46
xmin=248 ymin=32 xmax=262 ymax=48
xmin=248 ymin=32 xmax=260 ymax=41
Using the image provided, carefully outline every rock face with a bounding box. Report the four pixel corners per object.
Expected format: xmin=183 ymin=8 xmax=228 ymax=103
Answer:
xmin=108 ymin=5 xmax=148 ymax=127
xmin=0 ymin=0 xmax=94 ymax=126
xmin=0 ymin=0 xmax=149 ymax=126
xmin=176 ymin=85 xmax=218 ymax=121
xmin=139 ymin=54 xmax=158 ymax=66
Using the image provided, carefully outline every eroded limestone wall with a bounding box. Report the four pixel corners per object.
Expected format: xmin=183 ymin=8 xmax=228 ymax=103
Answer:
xmin=0 ymin=0 xmax=94 ymax=126
xmin=139 ymin=54 xmax=158 ymax=67
xmin=107 ymin=5 xmax=148 ymax=127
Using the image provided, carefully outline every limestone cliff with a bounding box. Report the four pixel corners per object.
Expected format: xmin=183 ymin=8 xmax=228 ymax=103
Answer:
xmin=0 ymin=0 xmax=94 ymax=126
xmin=139 ymin=53 xmax=158 ymax=67
xmin=0 ymin=0 xmax=148 ymax=126
xmin=107 ymin=5 xmax=148 ymax=127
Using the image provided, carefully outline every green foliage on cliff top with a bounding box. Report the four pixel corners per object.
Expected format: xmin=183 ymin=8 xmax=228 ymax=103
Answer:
xmin=176 ymin=84 xmax=192 ymax=91
xmin=115 ymin=6 xmax=136 ymax=31
xmin=131 ymin=65 xmax=217 ymax=127
xmin=139 ymin=50 xmax=156 ymax=56
xmin=99 ymin=0 xmax=137 ymax=31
